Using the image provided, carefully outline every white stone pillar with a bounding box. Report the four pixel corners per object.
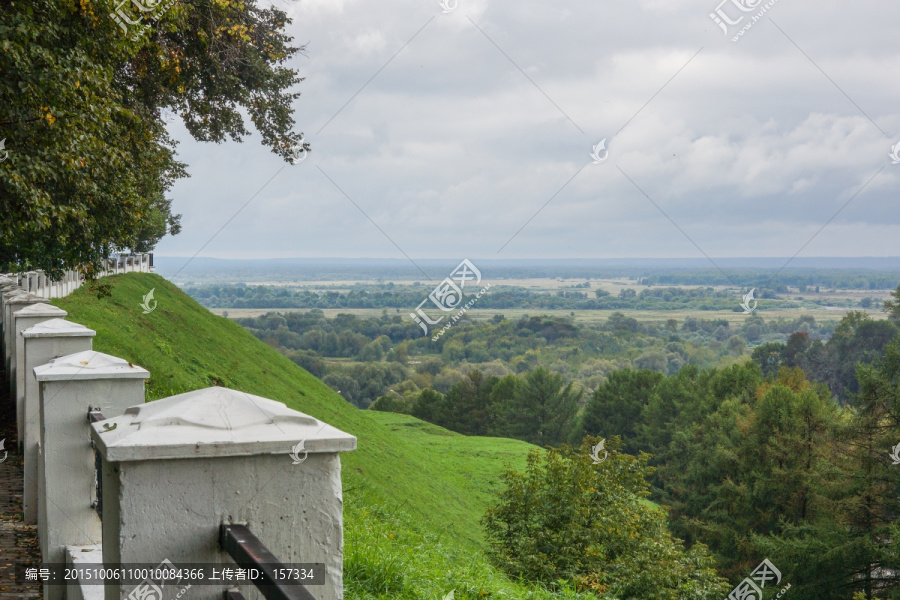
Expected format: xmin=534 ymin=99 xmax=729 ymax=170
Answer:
xmin=5 ymin=293 xmax=49 ymax=392
xmin=25 ymin=271 xmax=38 ymax=293
xmin=13 ymin=303 xmax=67 ymax=446
xmin=35 ymin=351 xmax=149 ymax=600
xmin=0 ymin=281 xmax=23 ymax=357
xmin=20 ymin=319 xmax=96 ymax=524
xmin=91 ymin=387 xmax=357 ymax=600
xmin=37 ymin=272 xmax=48 ymax=298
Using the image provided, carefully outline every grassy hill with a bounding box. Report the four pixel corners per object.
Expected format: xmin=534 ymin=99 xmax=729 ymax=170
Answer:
xmin=53 ymin=273 xmax=584 ymax=600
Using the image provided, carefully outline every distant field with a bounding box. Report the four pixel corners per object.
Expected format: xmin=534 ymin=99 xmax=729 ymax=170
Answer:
xmin=193 ymin=276 xmax=893 ymax=325
xmin=183 ymin=276 xmax=893 ymax=298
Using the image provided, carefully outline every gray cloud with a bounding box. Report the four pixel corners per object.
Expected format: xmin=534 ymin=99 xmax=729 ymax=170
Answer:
xmin=156 ymin=0 xmax=900 ymax=262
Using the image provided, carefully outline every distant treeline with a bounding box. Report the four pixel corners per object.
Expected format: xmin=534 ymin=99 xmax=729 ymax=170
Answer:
xmin=642 ymin=269 xmax=900 ymax=290
xmin=159 ymin=257 xmax=900 ymax=285
xmin=185 ymin=283 xmax=812 ymax=311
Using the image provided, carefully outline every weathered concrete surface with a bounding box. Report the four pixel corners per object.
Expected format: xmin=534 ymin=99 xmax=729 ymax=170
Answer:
xmin=92 ymin=387 xmax=356 ymax=600
xmin=20 ymin=319 xmax=95 ymax=524
xmin=13 ymin=303 xmax=68 ymax=447
xmin=65 ymin=545 xmax=104 ymax=600
xmin=34 ymin=351 xmax=148 ymax=600
xmin=3 ymin=293 xmax=47 ymax=392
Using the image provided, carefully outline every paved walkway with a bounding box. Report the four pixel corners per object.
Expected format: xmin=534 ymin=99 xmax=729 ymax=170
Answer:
xmin=0 ymin=361 xmax=41 ymax=600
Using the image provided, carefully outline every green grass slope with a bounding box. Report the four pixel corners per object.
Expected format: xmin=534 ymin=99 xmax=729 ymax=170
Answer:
xmin=53 ymin=273 xmax=576 ymax=600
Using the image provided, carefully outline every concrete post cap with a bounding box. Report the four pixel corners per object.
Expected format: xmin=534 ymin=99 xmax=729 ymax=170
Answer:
xmin=91 ymin=386 xmax=358 ymax=461
xmin=13 ymin=303 xmax=67 ymax=319
xmin=5 ymin=292 xmax=46 ymax=302
xmin=34 ymin=350 xmax=149 ymax=382
xmin=21 ymin=318 xmax=97 ymax=338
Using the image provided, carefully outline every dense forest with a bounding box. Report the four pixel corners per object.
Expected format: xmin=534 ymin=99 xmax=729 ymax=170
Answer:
xmin=229 ymin=290 xmax=900 ymax=598
xmin=235 ymin=308 xmax=840 ymax=409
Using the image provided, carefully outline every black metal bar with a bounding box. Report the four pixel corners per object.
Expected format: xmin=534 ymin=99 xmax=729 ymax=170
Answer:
xmin=88 ymin=409 xmax=106 ymax=517
xmin=219 ymin=524 xmax=317 ymax=600
xmin=224 ymin=590 xmax=247 ymax=600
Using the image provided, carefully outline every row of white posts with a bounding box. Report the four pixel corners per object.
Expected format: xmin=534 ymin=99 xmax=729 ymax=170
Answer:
xmin=1 ymin=253 xmax=153 ymax=299
xmin=0 ymin=274 xmax=355 ymax=600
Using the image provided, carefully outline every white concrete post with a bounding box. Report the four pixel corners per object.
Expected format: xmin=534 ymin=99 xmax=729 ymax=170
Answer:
xmin=0 ymin=281 xmax=23 ymax=356
xmin=2 ymin=289 xmax=26 ymax=364
xmin=25 ymin=271 xmax=38 ymax=293
xmin=0 ymin=282 xmax=25 ymax=326
xmin=21 ymin=319 xmax=96 ymax=524
xmin=13 ymin=303 xmax=68 ymax=446
xmin=35 ymin=351 xmax=149 ymax=600
xmin=5 ymin=293 xmax=49 ymax=393
xmin=91 ymin=387 xmax=357 ymax=600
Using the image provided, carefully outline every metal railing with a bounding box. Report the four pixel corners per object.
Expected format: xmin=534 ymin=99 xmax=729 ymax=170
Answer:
xmin=219 ymin=524 xmax=318 ymax=600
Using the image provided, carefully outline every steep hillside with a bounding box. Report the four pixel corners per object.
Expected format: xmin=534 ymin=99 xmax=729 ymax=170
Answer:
xmin=52 ymin=273 xmax=577 ymax=600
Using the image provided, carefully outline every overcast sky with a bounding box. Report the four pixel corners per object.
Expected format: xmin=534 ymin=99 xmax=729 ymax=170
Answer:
xmin=155 ymin=0 xmax=900 ymax=263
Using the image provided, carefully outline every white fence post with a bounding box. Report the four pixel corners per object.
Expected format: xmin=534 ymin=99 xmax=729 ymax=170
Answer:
xmin=91 ymin=387 xmax=357 ymax=600
xmin=12 ymin=303 xmax=67 ymax=447
xmin=0 ymin=279 xmax=24 ymax=358
xmin=20 ymin=319 xmax=96 ymax=524
xmin=4 ymin=293 xmax=49 ymax=400
xmin=34 ymin=351 xmax=150 ymax=600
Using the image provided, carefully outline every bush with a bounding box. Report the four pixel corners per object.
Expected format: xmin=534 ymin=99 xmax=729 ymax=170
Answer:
xmin=482 ymin=437 xmax=729 ymax=599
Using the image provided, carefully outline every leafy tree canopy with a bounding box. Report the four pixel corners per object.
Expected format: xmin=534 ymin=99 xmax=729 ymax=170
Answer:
xmin=0 ymin=0 xmax=306 ymax=276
